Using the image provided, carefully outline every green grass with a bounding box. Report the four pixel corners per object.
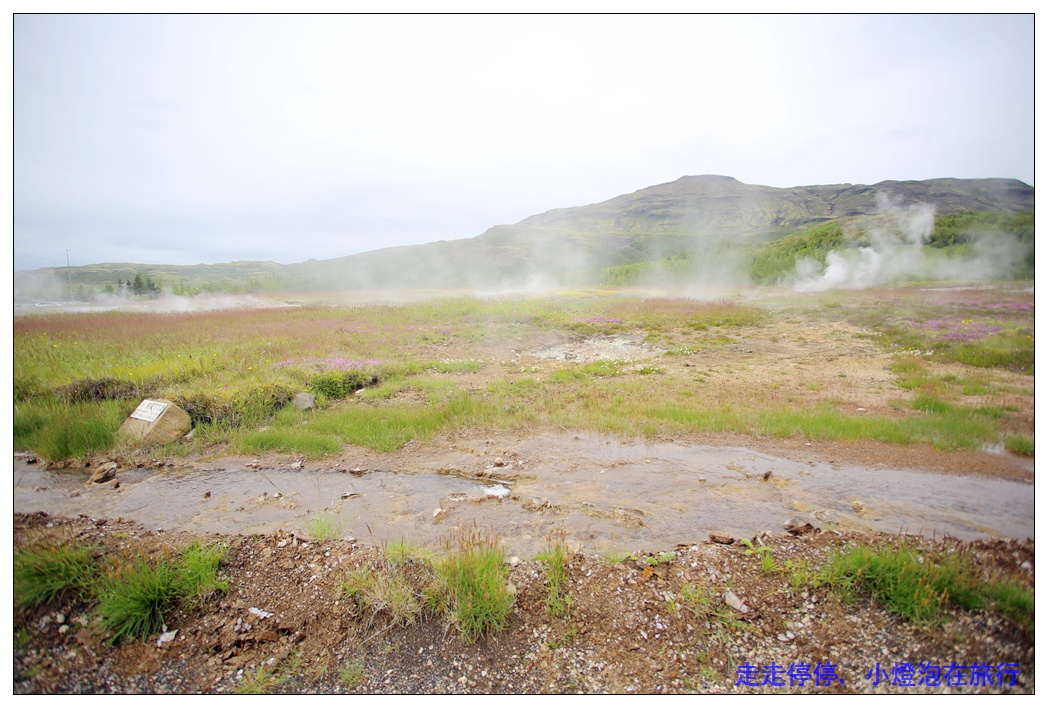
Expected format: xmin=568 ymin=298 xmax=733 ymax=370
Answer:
xmin=239 ymin=428 xmax=342 ymax=458
xmin=13 ymin=400 xmax=127 ymax=461
xmin=177 ymin=541 xmax=230 ymax=607
xmin=233 ymin=664 xmax=283 ymax=695
xmin=342 ymin=566 xmax=421 ymax=627
xmin=431 ymin=526 xmax=515 ymax=642
xmin=14 ymin=289 xmax=1032 ymax=459
xmin=302 ymin=511 xmax=344 ymax=541
xmin=982 ymin=580 xmax=1035 ymax=635
xmin=651 ymin=402 xmax=999 ymax=451
xmin=94 ymin=555 xmax=185 ymax=643
xmin=93 ymin=542 xmax=229 ymax=644
xmin=338 ymin=657 xmax=366 ymax=688
xmin=813 ymin=541 xmax=1027 ymax=626
xmin=535 ymin=534 xmax=572 ymax=618
xmin=14 ymin=542 xmax=100 ymax=609
xmin=1004 ymin=434 xmax=1034 ymax=456
xmin=383 ymin=539 xmax=433 ymax=566
xmin=677 ymin=582 xmax=713 ymax=619
xmin=602 ymin=550 xmax=633 ymax=565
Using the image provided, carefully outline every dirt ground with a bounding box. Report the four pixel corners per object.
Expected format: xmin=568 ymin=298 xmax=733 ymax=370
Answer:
xmin=12 ymin=503 xmax=1034 ymax=695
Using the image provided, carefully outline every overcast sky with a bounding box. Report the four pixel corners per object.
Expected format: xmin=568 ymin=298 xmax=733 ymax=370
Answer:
xmin=12 ymin=13 xmax=1034 ymax=271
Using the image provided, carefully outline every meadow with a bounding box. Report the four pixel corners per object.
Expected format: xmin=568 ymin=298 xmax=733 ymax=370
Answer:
xmin=13 ymin=285 xmax=1034 ymax=463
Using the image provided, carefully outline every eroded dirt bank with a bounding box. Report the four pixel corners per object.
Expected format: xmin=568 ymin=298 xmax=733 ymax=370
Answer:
xmin=13 ymin=511 xmax=1033 ymax=695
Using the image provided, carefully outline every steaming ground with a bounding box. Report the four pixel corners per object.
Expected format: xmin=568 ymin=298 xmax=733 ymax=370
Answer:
xmin=13 ymin=294 xmax=297 ymax=316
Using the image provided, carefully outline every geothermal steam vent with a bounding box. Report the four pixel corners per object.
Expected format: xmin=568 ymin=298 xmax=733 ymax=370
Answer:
xmin=118 ymin=399 xmax=192 ymax=445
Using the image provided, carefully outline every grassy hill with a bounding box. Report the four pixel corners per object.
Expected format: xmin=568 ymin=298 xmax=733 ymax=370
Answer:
xmin=14 ymin=175 xmax=1034 ymax=299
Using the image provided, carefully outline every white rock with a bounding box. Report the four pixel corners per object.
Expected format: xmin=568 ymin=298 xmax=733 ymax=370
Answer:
xmin=724 ymin=590 xmax=749 ymax=614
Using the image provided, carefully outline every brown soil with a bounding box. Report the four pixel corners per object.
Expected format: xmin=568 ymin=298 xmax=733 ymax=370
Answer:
xmin=13 ymin=508 xmax=1034 ymax=695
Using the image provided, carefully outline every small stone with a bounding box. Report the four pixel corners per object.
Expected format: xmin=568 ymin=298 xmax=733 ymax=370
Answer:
xmin=709 ymin=532 xmax=734 ymax=545
xmin=494 ymin=457 xmax=505 ymax=467
xmin=509 ymin=556 xmax=522 ymax=567
xmin=724 ymin=590 xmax=749 ymax=614
xmin=433 ymin=508 xmax=445 ymax=519
xmin=87 ymin=462 xmax=118 ymax=485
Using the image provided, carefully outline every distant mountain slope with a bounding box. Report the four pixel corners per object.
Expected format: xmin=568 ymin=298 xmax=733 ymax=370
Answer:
xmin=289 ymin=175 xmax=1033 ymax=289
xmin=15 ymin=175 xmax=1034 ymax=298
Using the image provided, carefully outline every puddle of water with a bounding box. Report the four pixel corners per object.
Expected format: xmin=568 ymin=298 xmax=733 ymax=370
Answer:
xmin=13 ymin=433 xmax=1033 ymax=559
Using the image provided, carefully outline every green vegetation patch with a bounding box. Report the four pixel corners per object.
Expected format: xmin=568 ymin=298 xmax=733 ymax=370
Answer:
xmin=343 ymin=566 xmax=422 ymax=627
xmin=94 ymin=543 xmax=229 ymax=643
xmin=14 ymin=542 xmax=101 ymax=609
xmin=430 ymin=526 xmax=515 ymax=642
xmin=241 ymin=428 xmax=342 ymax=458
xmin=815 ymin=541 xmax=1032 ymax=632
xmin=302 ymin=511 xmax=345 ymax=542
xmin=16 ymin=538 xmax=229 ymax=644
xmin=14 ymin=400 xmax=127 ymax=461
xmin=535 ymin=533 xmax=572 ymax=618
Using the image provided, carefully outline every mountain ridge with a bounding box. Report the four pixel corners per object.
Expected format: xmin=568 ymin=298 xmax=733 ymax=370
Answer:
xmin=15 ymin=175 xmax=1034 ymax=297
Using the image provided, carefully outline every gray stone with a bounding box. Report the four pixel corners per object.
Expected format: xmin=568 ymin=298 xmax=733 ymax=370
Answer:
xmin=118 ymin=399 xmax=191 ymax=445
xmin=292 ymin=393 xmax=317 ymax=411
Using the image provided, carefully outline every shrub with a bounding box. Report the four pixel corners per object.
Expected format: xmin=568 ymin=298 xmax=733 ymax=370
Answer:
xmin=311 ymin=370 xmax=378 ymax=399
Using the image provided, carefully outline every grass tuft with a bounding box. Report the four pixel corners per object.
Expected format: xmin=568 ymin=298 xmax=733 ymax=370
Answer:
xmin=817 ymin=541 xmax=984 ymax=624
xmin=91 ymin=542 xmax=228 ymax=644
xmin=342 ymin=566 xmax=421 ymax=627
xmin=14 ymin=541 xmax=100 ymax=609
xmin=535 ymin=530 xmax=572 ymax=618
xmin=431 ymin=525 xmax=514 ymax=642
xmin=302 ymin=511 xmax=344 ymax=541
xmin=94 ymin=553 xmax=184 ymax=644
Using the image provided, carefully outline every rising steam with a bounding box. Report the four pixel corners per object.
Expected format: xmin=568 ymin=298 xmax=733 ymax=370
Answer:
xmin=791 ymin=192 xmax=1030 ymax=291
